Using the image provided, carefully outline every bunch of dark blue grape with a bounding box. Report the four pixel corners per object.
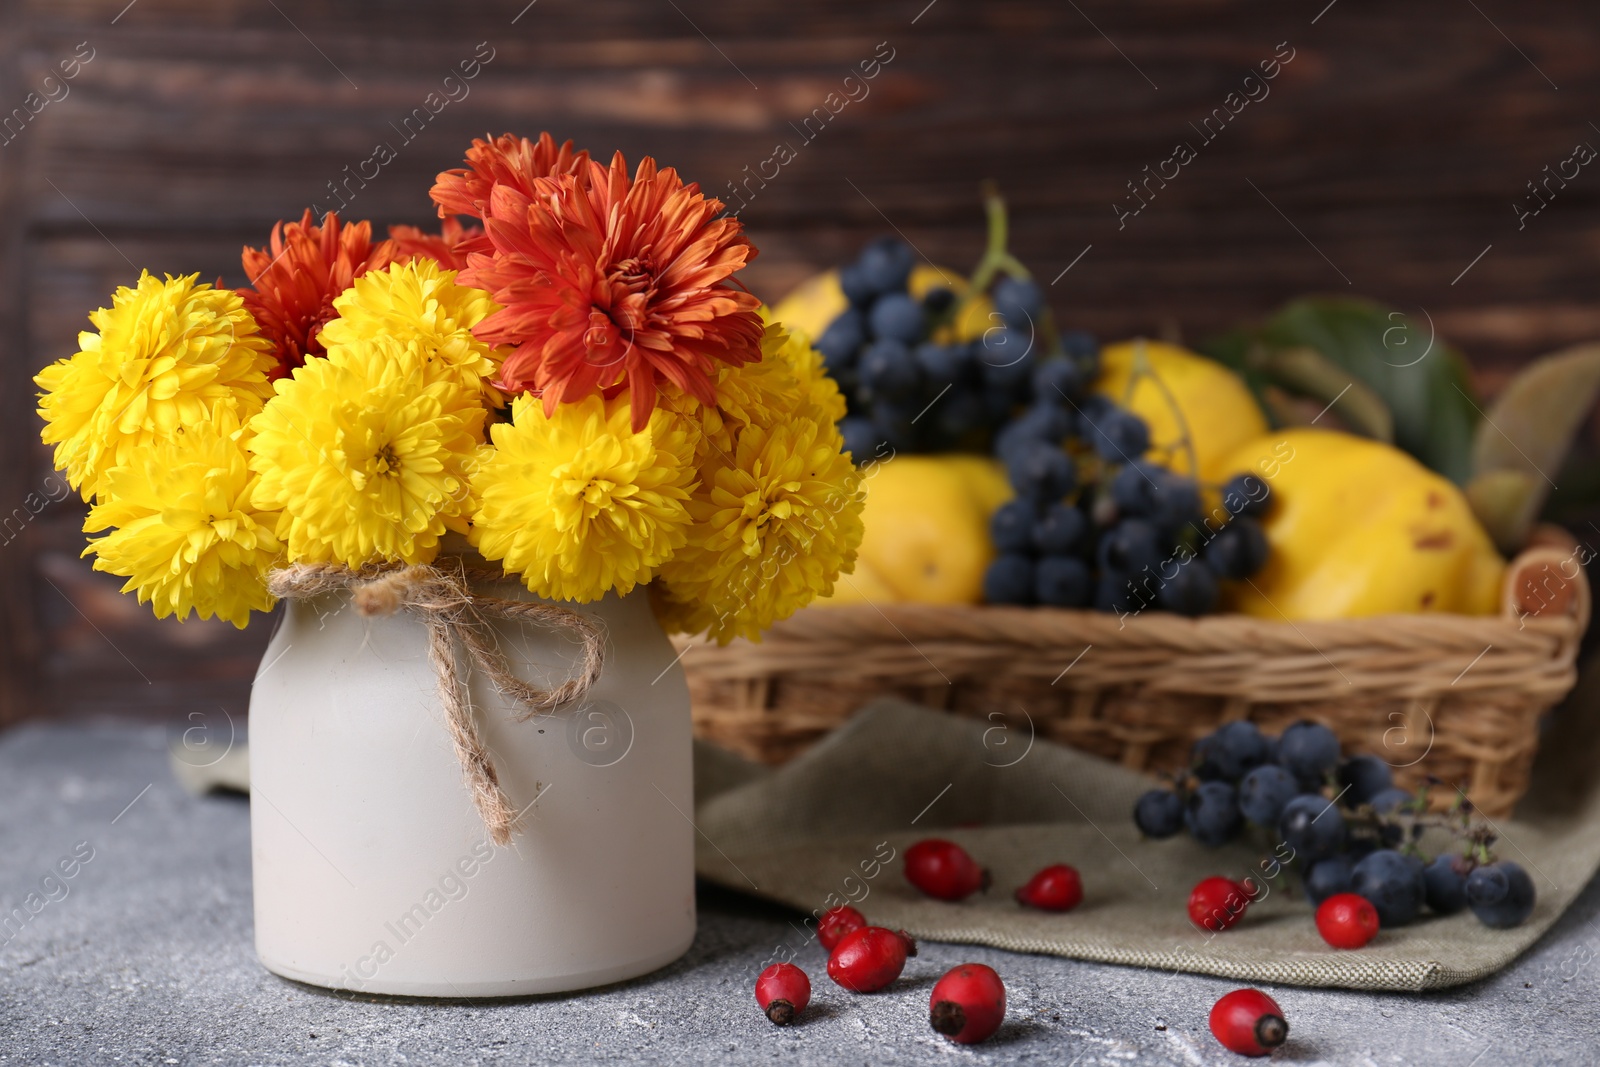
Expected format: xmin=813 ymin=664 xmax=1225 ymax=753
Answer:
xmin=1132 ymin=720 xmax=1536 ymax=930
xmin=814 ymin=234 xmax=1273 ymax=618
xmin=983 ymin=395 xmax=1273 ymax=615
xmin=819 ymin=238 xmax=1054 ymax=460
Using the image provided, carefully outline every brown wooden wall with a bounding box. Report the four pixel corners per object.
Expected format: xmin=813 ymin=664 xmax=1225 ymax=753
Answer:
xmin=1 ymin=0 xmax=1597 ymax=725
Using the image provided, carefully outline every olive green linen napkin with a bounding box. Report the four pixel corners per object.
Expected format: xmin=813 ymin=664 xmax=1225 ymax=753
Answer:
xmin=691 ymin=697 xmax=1600 ymax=991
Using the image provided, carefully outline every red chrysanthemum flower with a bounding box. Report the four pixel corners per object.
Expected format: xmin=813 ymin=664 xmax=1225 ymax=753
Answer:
xmin=431 ymin=132 xmax=589 ymax=222
xmin=387 ymin=217 xmax=484 ymax=272
xmin=239 ymin=210 xmax=397 ymax=378
xmin=462 ymin=150 xmax=764 ymax=430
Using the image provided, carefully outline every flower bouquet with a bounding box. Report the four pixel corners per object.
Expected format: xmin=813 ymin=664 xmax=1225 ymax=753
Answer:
xmin=35 ymin=132 xmax=864 ymax=995
xmin=36 ymin=130 xmax=861 ymax=638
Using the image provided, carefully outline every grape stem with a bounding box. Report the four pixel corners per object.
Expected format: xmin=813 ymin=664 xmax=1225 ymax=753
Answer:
xmin=1215 ymin=779 xmax=1503 ymax=878
xmin=969 ymin=181 xmax=1026 ymax=292
xmin=950 ymin=181 xmax=1060 ymax=356
xmin=1126 ymin=339 xmax=1202 ymax=480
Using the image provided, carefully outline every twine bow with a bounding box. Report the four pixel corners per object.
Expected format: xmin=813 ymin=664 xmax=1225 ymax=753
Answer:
xmin=266 ymin=559 xmax=607 ymax=846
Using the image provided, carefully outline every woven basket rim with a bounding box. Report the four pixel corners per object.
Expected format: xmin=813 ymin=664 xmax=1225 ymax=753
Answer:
xmin=675 ymin=542 xmax=1589 ymax=702
xmin=762 ymin=598 xmax=1584 ymax=636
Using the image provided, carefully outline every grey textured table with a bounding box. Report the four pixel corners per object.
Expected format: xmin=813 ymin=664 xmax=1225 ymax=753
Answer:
xmin=2 ymin=722 xmax=1596 ymax=1066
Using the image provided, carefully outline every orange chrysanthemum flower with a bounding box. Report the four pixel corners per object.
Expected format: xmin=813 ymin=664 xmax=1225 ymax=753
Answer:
xmin=239 ymin=210 xmax=397 ymax=378
xmin=462 ymin=150 xmax=764 ymax=430
xmin=387 ymin=217 xmax=484 ymax=272
xmin=431 ymin=132 xmax=589 ymax=223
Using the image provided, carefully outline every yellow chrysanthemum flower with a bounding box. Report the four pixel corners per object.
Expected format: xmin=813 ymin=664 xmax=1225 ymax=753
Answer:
xmin=470 ymin=393 xmax=698 ymax=603
xmin=83 ymin=405 xmax=280 ymax=628
xmin=318 ymin=257 xmax=507 ymax=403
xmin=661 ymin=332 xmax=830 ymax=466
xmin=758 ymin=315 xmax=847 ymax=424
xmin=35 ymin=272 xmax=274 ymax=500
xmin=248 ymin=336 xmax=485 ymax=566
xmin=655 ymin=410 xmax=864 ymax=643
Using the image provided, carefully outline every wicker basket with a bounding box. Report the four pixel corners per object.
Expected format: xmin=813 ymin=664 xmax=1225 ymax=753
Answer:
xmin=680 ymin=535 xmax=1590 ymax=817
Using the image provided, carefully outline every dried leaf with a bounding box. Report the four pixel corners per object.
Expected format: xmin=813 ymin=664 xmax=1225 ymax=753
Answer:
xmin=1464 ymin=469 xmax=1543 ymax=556
xmin=1468 ymin=343 xmax=1600 ymax=551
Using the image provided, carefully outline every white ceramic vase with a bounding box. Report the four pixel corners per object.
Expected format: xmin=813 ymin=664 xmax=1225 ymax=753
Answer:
xmin=247 ymin=563 xmax=696 ymax=997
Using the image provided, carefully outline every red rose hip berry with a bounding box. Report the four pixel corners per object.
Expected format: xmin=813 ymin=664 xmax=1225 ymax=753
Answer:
xmin=826 ymin=926 xmax=917 ymax=992
xmin=754 ymin=962 xmax=811 ymax=1025
xmin=1015 ymin=864 xmax=1083 ymax=912
xmin=929 ymin=963 xmax=1007 ymax=1044
xmin=1188 ymin=876 xmax=1252 ymax=932
xmin=905 ymin=839 xmax=990 ymax=901
xmin=816 ymin=904 xmax=867 ymax=952
xmin=1209 ymin=988 xmax=1288 ymax=1057
xmin=1316 ymin=892 xmax=1380 ymax=949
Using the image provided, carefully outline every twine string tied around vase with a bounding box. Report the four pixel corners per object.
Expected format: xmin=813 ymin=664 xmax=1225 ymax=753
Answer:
xmin=266 ymin=559 xmax=607 ymax=846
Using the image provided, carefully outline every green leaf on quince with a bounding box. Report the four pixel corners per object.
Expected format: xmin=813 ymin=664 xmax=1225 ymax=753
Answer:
xmin=1202 ymin=297 xmax=1480 ymax=485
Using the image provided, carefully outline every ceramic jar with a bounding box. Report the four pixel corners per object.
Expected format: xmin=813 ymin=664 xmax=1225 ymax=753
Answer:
xmin=248 ymin=564 xmax=695 ymax=996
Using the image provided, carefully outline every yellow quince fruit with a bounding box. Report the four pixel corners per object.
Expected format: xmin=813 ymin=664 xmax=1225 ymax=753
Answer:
xmin=815 ymin=454 xmax=1012 ymax=606
xmin=1094 ymin=339 xmax=1268 ymax=482
xmin=1218 ymin=428 xmax=1504 ymax=619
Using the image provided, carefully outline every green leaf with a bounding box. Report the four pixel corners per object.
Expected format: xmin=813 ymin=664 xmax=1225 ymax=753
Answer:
xmin=1196 ymin=330 xmax=1278 ymax=422
xmin=1258 ymin=346 xmax=1394 ymax=443
xmin=1203 ymin=298 xmax=1481 ymax=483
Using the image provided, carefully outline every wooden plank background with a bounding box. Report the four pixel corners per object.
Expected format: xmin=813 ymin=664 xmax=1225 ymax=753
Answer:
xmin=1 ymin=0 xmax=1596 ymax=725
